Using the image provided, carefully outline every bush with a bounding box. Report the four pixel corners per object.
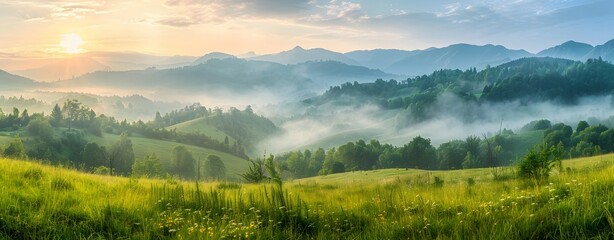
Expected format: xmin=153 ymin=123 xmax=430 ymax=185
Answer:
xmin=433 ymin=176 xmax=444 ymax=187
xmin=518 ymin=142 xmax=563 ymax=181
xmin=466 ymin=177 xmax=475 ymax=186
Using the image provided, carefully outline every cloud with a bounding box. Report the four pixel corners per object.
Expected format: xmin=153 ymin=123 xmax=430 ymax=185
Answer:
xmin=156 ymin=16 xmax=201 ymax=27
xmin=10 ymin=1 xmax=109 ymax=21
xmin=157 ymin=0 xmax=316 ymax=27
xmin=323 ymin=0 xmax=368 ymax=22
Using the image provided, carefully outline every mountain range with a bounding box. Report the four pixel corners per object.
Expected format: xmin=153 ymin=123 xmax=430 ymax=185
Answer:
xmin=191 ymin=39 xmax=614 ymax=76
xmin=248 ymin=46 xmax=360 ymax=66
xmin=2 ymin=38 xmax=614 ymax=100
xmin=47 ymin=58 xmax=393 ymax=104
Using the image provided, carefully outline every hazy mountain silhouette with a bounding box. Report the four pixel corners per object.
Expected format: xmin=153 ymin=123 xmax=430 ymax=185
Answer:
xmin=249 ymin=46 xmax=360 ymax=65
xmin=0 ymin=69 xmax=42 ymax=90
xmin=538 ymin=41 xmax=594 ymax=60
xmin=586 ymin=39 xmax=614 ymax=62
xmin=52 ymin=58 xmax=391 ymax=103
xmin=13 ymin=57 xmax=110 ymax=82
xmin=193 ymin=52 xmax=236 ymax=65
xmin=384 ymin=44 xmax=531 ymax=76
xmin=344 ymin=49 xmax=422 ymax=71
xmin=237 ymin=51 xmax=258 ymax=58
xmin=85 ymin=51 xmax=196 ymax=70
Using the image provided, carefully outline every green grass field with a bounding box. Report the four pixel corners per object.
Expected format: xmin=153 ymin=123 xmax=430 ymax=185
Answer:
xmin=167 ymin=117 xmax=236 ymax=144
xmin=1 ymin=154 xmax=614 ymax=239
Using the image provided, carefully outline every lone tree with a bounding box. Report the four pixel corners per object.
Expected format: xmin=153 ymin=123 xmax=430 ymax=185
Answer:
xmin=203 ymin=154 xmax=226 ymax=181
xmin=109 ymin=133 xmax=135 ymax=175
xmin=171 ymin=146 xmax=195 ymax=179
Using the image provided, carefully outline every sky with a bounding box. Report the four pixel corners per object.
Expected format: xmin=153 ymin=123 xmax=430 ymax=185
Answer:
xmin=0 ymin=0 xmax=613 ymax=58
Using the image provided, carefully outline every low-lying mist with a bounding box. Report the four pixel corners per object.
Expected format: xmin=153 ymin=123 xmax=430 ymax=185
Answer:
xmin=257 ymin=94 xmax=614 ymax=154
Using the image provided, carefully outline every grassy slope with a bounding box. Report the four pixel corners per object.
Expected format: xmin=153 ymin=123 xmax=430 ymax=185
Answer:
xmin=166 ymin=117 xmax=236 ymax=144
xmin=89 ymin=133 xmax=248 ymax=180
xmin=1 ymin=154 xmax=614 ymax=239
xmin=0 ymin=131 xmax=249 ymax=181
xmin=294 ymin=154 xmax=613 ymax=185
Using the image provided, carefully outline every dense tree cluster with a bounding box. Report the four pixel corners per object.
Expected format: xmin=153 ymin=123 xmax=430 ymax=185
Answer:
xmin=152 ymin=103 xmax=210 ymax=128
xmin=0 ymin=99 xmax=233 ymax=180
xmin=307 ymin=58 xmax=612 ymax=124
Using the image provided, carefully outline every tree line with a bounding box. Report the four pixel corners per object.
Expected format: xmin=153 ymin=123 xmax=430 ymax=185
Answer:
xmin=272 ymin=118 xmax=614 ymax=179
xmin=0 ymin=99 xmax=238 ymax=180
xmin=306 ymin=58 xmax=614 ymax=124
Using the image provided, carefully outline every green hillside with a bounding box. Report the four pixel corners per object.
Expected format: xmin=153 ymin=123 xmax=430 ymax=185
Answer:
xmin=1 ymin=154 xmax=614 ymax=239
xmin=0 ymin=131 xmax=249 ymax=181
xmin=166 ymin=117 xmax=236 ymax=144
xmin=167 ymin=111 xmax=279 ymax=156
xmin=89 ymin=133 xmax=249 ymax=181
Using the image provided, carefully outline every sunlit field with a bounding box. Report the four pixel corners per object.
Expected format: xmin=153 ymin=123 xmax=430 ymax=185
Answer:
xmin=1 ymin=155 xmax=613 ymax=239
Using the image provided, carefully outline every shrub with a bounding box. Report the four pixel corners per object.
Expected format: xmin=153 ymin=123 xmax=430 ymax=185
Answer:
xmin=518 ymin=142 xmax=563 ymax=180
xmin=433 ymin=176 xmax=444 ymax=187
xmin=466 ymin=177 xmax=475 ymax=186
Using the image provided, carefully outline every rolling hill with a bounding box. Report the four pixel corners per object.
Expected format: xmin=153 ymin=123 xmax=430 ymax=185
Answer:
xmin=0 ymin=131 xmax=250 ymax=181
xmin=89 ymin=133 xmax=249 ymax=180
xmin=166 ymin=117 xmax=237 ymax=143
xmin=167 ymin=110 xmax=280 ymax=156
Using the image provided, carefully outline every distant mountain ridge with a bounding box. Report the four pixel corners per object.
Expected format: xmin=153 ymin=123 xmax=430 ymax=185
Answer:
xmin=0 ymin=69 xmax=42 ymax=90
xmin=3 ymin=38 xmax=614 ymax=86
xmin=249 ymin=46 xmax=360 ymax=66
xmin=244 ymin=39 xmax=614 ymax=76
xmin=13 ymin=57 xmax=110 ymax=82
xmin=384 ymin=44 xmax=532 ymax=76
xmin=193 ymin=52 xmax=236 ymax=65
xmin=537 ymin=41 xmax=594 ymax=60
xmin=51 ymin=58 xmax=393 ymax=104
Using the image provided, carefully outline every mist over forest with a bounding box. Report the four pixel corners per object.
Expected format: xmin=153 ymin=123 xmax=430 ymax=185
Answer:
xmin=3 ymin=0 xmax=614 ymax=238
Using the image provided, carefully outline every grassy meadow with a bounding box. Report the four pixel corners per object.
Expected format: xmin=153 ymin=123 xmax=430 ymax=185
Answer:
xmin=1 ymin=154 xmax=614 ymax=239
xmin=167 ymin=117 xmax=236 ymax=144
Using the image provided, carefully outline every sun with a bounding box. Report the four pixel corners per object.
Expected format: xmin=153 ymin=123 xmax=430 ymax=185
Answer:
xmin=60 ymin=33 xmax=85 ymax=54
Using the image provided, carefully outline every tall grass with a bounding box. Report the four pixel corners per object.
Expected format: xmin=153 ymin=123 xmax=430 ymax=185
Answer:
xmin=1 ymin=155 xmax=614 ymax=239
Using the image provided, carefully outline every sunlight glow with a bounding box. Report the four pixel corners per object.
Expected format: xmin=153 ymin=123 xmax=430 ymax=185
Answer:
xmin=60 ymin=33 xmax=85 ymax=54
